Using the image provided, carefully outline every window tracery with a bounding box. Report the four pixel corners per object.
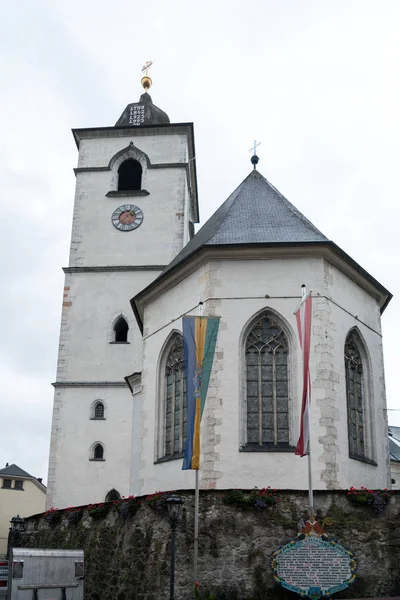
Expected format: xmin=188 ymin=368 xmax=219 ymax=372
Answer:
xmin=345 ymin=332 xmax=365 ymax=460
xmin=163 ymin=336 xmax=187 ymax=458
xmin=245 ymin=312 xmax=289 ymax=448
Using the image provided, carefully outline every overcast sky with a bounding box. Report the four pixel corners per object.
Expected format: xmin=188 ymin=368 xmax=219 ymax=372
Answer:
xmin=1 ymin=0 xmax=399 ymax=482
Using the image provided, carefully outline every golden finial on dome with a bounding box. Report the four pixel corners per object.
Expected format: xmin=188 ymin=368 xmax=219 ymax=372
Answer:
xmin=141 ymin=60 xmax=153 ymax=92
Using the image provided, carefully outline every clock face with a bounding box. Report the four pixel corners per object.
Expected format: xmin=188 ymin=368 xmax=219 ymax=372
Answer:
xmin=111 ymin=204 xmax=144 ymax=232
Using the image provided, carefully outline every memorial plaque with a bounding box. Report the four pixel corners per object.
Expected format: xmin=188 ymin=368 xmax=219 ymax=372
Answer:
xmin=271 ymin=523 xmax=357 ymax=600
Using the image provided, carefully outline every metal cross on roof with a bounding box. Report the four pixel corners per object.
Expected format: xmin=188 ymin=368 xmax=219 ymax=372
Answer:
xmin=142 ymin=61 xmax=153 ymax=76
xmin=249 ymin=140 xmax=261 ymax=155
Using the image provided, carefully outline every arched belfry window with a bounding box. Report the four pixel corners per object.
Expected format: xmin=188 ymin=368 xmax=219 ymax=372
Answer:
xmin=345 ymin=331 xmax=366 ymax=460
xmin=118 ymin=159 xmax=142 ymax=191
xmin=114 ymin=317 xmax=129 ymax=343
xmin=245 ymin=312 xmax=289 ymax=448
xmin=163 ymin=336 xmax=187 ymax=458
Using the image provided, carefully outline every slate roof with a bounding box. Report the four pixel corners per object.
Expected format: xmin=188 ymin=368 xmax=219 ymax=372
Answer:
xmin=0 ymin=463 xmax=33 ymax=478
xmin=131 ymin=167 xmax=392 ymax=332
xmin=115 ymin=92 xmax=170 ymax=127
xmin=162 ymin=169 xmax=329 ymax=276
xmin=389 ymin=426 xmax=400 ymax=462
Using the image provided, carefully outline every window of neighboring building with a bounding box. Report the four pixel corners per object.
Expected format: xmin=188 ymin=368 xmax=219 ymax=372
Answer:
xmin=93 ymin=402 xmax=105 ymax=419
xmin=345 ymin=331 xmax=366 ymax=460
xmin=162 ymin=336 xmax=187 ymax=458
xmin=14 ymin=480 xmax=24 ymax=490
xmin=2 ymin=478 xmax=12 ymax=489
xmin=117 ymin=159 xmax=142 ymax=191
xmin=113 ymin=317 xmax=129 ymax=343
xmin=92 ymin=444 xmax=104 ymax=460
xmin=245 ymin=312 xmax=290 ymax=449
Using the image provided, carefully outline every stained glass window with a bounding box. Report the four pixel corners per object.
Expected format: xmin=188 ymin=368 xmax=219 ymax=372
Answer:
xmin=246 ymin=313 xmax=289 ymax=447
xmin=345 ymin=332 xmax=365 ymax=459
xmin=164 ymin=336 xmax=187 ymax=457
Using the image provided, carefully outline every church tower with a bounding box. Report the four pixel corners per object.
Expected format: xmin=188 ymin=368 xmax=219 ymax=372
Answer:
xmin=47 ymin=67 xmax=199 ymax=509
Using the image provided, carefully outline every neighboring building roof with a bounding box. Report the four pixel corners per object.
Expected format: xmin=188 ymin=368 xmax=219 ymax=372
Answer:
xmin=389 ymin=426 xmax=400 ymax=462
xmin=131 ymin=167 xmax=392 ymax=332
xmin=0 ymin=464 xmax=32 ymax=478
xmin=0 ymin=463 xmax=46 ymax=490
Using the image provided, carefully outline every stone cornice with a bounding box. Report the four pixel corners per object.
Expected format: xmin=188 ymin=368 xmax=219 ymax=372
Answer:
xmin=63 ymin=265 xmax=165 ymax=273
xmin=74 ymin=163 xmax=189 ymax=175
xmin=105 ymin=190 xmax=150 ymax=197
xmin=52 ymin=381 xmax=129 ymax=388
xmin=131 ymin=243 xmax=392 ymax=333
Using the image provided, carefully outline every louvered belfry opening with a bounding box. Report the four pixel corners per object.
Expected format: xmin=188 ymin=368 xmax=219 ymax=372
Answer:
xmin=117 ymin=159 xmax=142 ymax=191
xmin=246 ymin=313 xmax=289 ymax=448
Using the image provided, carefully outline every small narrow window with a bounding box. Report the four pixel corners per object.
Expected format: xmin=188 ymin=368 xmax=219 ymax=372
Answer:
xmin=105 ymin=489 xmax=121 ymax=502
xmin=118 ymin=159 xmax=142 ymax=191
xmin=14 ymin=480 xmax=24 ymax=490
xmin=94 ymin=402 xmax=104 ymax=419
xmin=114 ymin=317 xmax=129 ymax=343
xmin=93 ymin=444 xmax=104 ymax=460
xmin=2 ymin=479 xmax=12 ymax=489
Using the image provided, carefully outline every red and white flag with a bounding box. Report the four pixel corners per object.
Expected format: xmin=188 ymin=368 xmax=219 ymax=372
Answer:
xmin=295 ymin=292 xmax=312 ymax=457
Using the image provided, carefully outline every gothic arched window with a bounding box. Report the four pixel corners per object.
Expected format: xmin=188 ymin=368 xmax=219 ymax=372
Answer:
xmin=93 ymin=402 xmax=104 ymax=419
xmin=163 ymin=336 xmax=187 ymax=458
xmin=93 ymin=443 xmax=104 ymax=460
xmin=245 ymin=312 xmax=289 ymax=448
xmin=105 ymin=489 xmax=121 ymax=502
xmin=114 ymin=317 xmax=129 ymax=342
xmin=345 ymin=331 xmax=365 ymax=460
xmin=118 ymin=159 xmax=142 ymax=191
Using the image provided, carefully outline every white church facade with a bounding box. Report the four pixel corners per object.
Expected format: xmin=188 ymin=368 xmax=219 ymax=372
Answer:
xmin=46 ymin=80 xmax=392 ymax=510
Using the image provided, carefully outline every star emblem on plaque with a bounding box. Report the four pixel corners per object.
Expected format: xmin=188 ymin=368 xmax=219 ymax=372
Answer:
xmin=111 ymin=204 xmax=144 ymax=232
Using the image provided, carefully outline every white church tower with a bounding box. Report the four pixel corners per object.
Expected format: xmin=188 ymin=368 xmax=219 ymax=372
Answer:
xmin=46 ymin=68 xmax=199 ymax=509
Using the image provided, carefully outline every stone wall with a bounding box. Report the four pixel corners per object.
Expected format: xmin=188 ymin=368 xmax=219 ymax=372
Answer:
xmin=19 ymin=490 xmax=400 ymax=600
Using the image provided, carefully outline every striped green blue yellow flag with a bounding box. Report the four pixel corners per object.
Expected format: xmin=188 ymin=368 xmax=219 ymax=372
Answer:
xmin=182 ymin=316 xmax=220 ymax=470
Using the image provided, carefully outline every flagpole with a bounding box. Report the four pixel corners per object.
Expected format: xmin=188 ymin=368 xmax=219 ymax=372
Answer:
xmin=194 ymin=469 xmax=199 ymax=581
xmin=193 ymin=301 xmax=203 ymax=583
xmin=301 ymin=285 xmax=314 ymax=519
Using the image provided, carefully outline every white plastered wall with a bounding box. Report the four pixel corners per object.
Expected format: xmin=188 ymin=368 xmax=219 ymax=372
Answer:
xmin=138 ymin=256 xmax=389 ymax=495
xmin=47 ymin=128 xmax=191 ymax=508
xmin=48 ymin=386 xmax=133 ymax=509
